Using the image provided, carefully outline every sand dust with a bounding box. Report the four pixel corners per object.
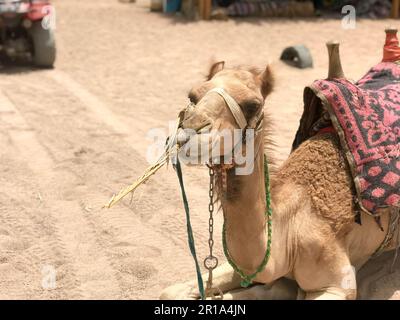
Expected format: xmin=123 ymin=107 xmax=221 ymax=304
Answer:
xmin=0 ymin=0 xmax=398 ymax=299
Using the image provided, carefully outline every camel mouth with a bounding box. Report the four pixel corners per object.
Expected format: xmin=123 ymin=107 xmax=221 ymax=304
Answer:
xmin=176 ymin=126 xmax=253 ymax=173
xmin=177 ymin=129 xmax=226 ymax=166
xmin=197 ymin=123 xmax=213 ymax=134
xmin=176 ymin=123 xmax=212 ymax=144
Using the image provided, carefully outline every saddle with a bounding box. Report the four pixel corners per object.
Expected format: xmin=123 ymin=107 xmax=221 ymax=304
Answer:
xmin=293 ymin=30 xmax=400 ymax=221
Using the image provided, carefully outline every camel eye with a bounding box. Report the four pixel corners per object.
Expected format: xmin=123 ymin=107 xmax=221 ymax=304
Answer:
xmin=243 ymin=102 xmax=260 ymax=116
xmin=188 ymin=93 xmax=198 ymax=104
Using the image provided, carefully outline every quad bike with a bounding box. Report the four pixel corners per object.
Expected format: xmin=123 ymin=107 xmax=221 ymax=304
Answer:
xmin=0 ymin=0 xmax=56 ymax=67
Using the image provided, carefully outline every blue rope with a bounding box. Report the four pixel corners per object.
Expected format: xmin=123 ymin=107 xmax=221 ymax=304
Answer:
xmin=174 ymin=158 xmax=206 ymax=300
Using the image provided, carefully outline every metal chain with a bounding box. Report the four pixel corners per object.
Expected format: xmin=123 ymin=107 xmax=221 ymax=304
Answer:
xmin=208 ymin=167 xmax=215 ymax=259
xmin=204 ymin=166 xmax=223 ymax=299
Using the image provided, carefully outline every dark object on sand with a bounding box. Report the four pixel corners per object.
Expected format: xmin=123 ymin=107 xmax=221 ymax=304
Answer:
xmin=280 ymin=45 xmax=313 ymax=69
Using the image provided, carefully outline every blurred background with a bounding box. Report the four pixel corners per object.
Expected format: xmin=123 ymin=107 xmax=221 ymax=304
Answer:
xmin=147 ymin=0 xmax=395 ymax=20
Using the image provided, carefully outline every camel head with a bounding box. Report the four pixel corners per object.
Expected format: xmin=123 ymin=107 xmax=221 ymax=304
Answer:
xmin=178 ymin=61 xmax=274 ymax=171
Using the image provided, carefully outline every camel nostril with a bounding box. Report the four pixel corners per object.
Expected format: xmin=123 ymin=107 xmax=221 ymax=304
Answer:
xmin=182 ymin=114 xmax=196 ymax=127
xmin=182 ymin=117 xmax=211 ymax=131
xmin=198 ymin=122 xmax=212 ymax=132
xmin=177 ymin=128 xmax=190 ymax=144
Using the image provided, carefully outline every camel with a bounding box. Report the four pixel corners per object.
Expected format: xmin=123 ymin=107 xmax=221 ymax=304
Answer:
xmin=160 ymin=42 xmax=399 ymax=300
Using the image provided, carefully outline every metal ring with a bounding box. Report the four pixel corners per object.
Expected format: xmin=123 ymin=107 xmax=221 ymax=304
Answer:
xmin=204 ymin=255 xmax=218 ymax=270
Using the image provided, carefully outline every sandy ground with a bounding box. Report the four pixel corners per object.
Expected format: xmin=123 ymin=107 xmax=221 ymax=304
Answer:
xmin=0 ymin=0 xmax=399 ymax=299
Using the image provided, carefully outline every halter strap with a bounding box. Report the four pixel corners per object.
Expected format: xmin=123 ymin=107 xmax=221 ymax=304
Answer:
xmin=208 ymin=88 xmax=248 ymax=130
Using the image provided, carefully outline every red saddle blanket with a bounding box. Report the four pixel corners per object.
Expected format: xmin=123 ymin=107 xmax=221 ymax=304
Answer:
xmin=293 ymin=62 xmax=400 ymax=216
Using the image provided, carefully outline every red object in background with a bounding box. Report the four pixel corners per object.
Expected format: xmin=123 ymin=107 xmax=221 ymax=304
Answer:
xmin=26 ymin=1 xmax=51 ymax=21
xmin=382 ymin=29 xmax=400 ymax=62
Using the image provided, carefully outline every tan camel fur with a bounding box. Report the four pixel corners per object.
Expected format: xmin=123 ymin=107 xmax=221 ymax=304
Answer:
xmin=160 ymin=61 xmax=395 ymax=300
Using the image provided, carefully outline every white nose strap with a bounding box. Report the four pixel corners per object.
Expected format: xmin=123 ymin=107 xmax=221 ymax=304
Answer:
xmin=207 ymin=87 xmax=248 ymax=130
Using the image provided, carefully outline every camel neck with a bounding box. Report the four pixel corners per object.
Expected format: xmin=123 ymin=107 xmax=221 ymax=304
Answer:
xmin=220 ymin=134 xmax=290 ymax=283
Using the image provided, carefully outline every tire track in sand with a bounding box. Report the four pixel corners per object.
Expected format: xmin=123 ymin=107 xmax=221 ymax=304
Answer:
xmin=1 ymin=70 xmax=222 ymax=299
xmin=0 ymin=89 xmax=121 ymax=299
xmin=46 ymin=70 xmax=224 ymax=293
xmin=45 ymin=70 xmax=220 ymax=298
xmin=48 ymin=70 xmax=162 ymax=143
xmin=46 ymin=70 xmax=223 ymax=255
xmin=47 ymin=69 xmax=218 ymax=233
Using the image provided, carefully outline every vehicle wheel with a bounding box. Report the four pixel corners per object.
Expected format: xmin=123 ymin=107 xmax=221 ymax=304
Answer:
xmin=29 ymin=21 xmax=56 ymax=68
xmin=280 ymin=45 xmax=313 ymax=69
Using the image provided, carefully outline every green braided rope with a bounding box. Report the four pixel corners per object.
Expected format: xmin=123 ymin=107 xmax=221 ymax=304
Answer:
xmin=174 ymin=158 xmax=206 ymax=300
xmin=222 ymin=154 xmax=272 ymax=288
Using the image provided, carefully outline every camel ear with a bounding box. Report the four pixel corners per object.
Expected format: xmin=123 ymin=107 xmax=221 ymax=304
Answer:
xmin=259 ymin=64 xmax=274 ymax=98
xmin=207 ymin=61 xmax=225 ymax=80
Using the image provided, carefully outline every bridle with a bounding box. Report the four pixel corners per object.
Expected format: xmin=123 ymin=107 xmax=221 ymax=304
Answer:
xmin=207 ymin=87 xmax=265 ymax=134
xmin=201 ymin=87 xmax=265 ymax=197
xmin=187 ymin=87 xmax=265 ymax=170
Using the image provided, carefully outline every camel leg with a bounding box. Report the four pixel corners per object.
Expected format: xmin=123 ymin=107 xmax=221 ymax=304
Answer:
xmin=302 ymin=264 xmax=357 ymax=300
xmin=160 ymin=262 xmax=242 ymax=300
xmin=221 ymin=278 xmax=298 ymax=300
xmin=160 ymin=263 xmax=299 ymax=300
xmin=295 ymin=247 xmax=357 ymax=301
xmin=304 ymin=287 xmax=353 ymax=300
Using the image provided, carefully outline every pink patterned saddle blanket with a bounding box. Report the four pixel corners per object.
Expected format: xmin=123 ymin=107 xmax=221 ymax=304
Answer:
xmin=293 ymin=62 xmax=400 ymax=216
